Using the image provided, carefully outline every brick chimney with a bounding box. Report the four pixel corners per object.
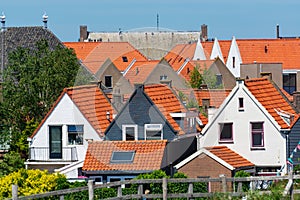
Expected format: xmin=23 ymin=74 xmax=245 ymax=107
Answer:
xmin=112 ymin=82 xmax=124 ymax=112
xmin=200 ymin=24 xmax=208 ymax=42
xmin=293 ymin=91 xmax=300 ymax=112
xmin=80 ymin=25 xmax=88 ymax=42
xmin=202 ymin=98 xmax=210 ymax=116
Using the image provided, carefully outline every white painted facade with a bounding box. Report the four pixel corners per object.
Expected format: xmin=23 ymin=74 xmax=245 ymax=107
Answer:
xmin=26 ymin=93 xmax=103 ymax=178
xmin=210 ymin=38 xmax=224 ymax=62
xmin=200 ymin=80 xmax=287 ymax=173
xmin=226 ymin=37 xmax=243 ymax=78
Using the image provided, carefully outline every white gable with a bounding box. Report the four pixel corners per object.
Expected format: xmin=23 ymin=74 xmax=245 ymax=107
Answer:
xmin=226 ymin=36 xmax=242 ymax=78
xmin=30 ymin=93 xmax=102 ymax=161
xmin=200 ymin=80 xmax=286 ymax=172
xmin=193 ymin=39 xmax=206 ymax=60
xmin=210 ymin=38 xmax=224 ymax=62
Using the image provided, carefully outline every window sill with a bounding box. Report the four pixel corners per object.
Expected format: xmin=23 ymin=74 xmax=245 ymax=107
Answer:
xmin=238 ymin=108 xmax=244 ymax=112
xmin=250 ymin=147 xmax=265 ymax=151
xmin=219 ymin=140 xmax=234 ymax=144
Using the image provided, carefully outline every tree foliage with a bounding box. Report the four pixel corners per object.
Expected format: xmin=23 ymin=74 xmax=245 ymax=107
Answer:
xmin=189 ymin=66 xmax=202 ymax=89
xmin=0 ymin=151 xmax=24 ymax=177
xmin=0 ymin=169 xmax=68 ymax=199
xmin=1 ymin=40 xmax=93 ymax=154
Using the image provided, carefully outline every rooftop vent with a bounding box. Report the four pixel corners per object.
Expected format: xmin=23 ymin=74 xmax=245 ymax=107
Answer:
xmin=42 ymin=12 xmax=48 ymax=29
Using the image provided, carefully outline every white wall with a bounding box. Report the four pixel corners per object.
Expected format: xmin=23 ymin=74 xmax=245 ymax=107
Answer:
xmin=31 ymin=94 xmax=103 ymax=161
xmin=200 ymin=83 xmax=286 ymax=169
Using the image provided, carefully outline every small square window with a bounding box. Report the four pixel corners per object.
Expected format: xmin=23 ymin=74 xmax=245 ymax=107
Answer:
xmin=145 ymin=124 xmax=163 ymax=140
xmin=122 ymin=56 xmax=128 ymax=62
xmin=122 ymin=125 xmax=138 ymax=141
xmin=68 ymin=125 xmax=83 ymax=145
xmin=219 ymin=123 xmax=233 ymax=142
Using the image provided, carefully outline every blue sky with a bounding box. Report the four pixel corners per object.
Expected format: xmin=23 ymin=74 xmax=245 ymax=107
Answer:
xmin=1 ymin=0 xmax=300 ymax=41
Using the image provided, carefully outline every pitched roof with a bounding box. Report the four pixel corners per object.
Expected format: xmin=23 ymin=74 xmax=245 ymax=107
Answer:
xmin=206 ymin=146 xmax=254 ymax=168
xmin=245 ymin=78 xmax=299 ymax=129
xmin=193 ymin=89 xmax=231 ymax=108
xmin=66 ymin=85 xmax=115 ymax=136
xmin=30 ymin=84 xmax=114 ymax=138
xmin=144 ymin=84 xmax=186 ymax=133
xmin=112 ymin=50 xmax=148 ymax=72
xmin=175 ymin=146 xmax=254 ymax=170
xmin=79 ymin=42 xmax=146 ymax=74
xmin=236 ymin=38 xmax=300 ymax=70
xmin=0 ymin=26 xmax=62 ymax=68
xmin=82 ymin=140 xmax=167 ymax=172
xmin=124 ymin=60 xmax=159 ymax=84
xmin=63 ymin=42 xmax=99 ymax=60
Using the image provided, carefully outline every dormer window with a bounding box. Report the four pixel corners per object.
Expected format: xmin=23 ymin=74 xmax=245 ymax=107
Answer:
xmin=122 ymin=125 xmax=138 ymax=141
xmin=144 ymin=124 xmax=163 ymax=140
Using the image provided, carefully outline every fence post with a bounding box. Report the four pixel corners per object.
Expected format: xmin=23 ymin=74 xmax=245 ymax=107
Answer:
xmin=237 ymin=182 xmax=243 ymax=193
xmin=219 ymin=174 xmax=227 ymax=193
xmin=59 ymin=195 xmax=64 ymax=200
xmin=162 ymin=177 xmax=167 ymax=200
xmin=138 ymin=184 xmax=143 ymax=196
xmin=117 ymin=186 xmax=122 ymax=197
xmin=88 ymin=180 xmax=94 ymax=200
xmin=12 ymin=185 xmax=18 ymax=200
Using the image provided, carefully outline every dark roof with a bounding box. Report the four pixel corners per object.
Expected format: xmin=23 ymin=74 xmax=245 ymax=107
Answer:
xmin=0 ymin=26 xmax=62 ymax=68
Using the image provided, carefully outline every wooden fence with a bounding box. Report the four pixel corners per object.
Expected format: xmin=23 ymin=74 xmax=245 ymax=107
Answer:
xmin=9 ymin=173 xmax=300 ymax=200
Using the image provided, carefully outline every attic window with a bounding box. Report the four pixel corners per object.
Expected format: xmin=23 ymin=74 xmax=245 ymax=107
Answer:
xmin=232 ymin=57 xmax=235 ymax=68
xmin=111 ymin=151 xmax=135 ymax=163
xmin=122 ymin=56 xmax=128 ymax=62
xmin=144 ymin=124 xmax=163 ymax=140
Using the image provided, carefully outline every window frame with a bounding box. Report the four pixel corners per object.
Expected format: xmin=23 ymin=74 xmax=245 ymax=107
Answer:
xmin=122 ymin=125 xmax=138 ymax=141
xmin=104 ymin=75 xmax=113 ymax=89
xmin=67 ymin=125 xmax=84 ymax=146
xmin=219 ymin=122 xmax=233 ymax=143
xmin=110 ymin=151 xmax=135 ymax=163
xmin=250 ymin=122 xmax=264 ymax=149
xmin=144 ymin=124 xmax=163 ymax=140
xmin=238 ymin=97 xmax=244 ymax=111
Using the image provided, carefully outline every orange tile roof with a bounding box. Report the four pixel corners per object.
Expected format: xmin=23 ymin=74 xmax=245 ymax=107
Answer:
xmin=280 ymin=88 xmax=293 ymax=102
xmin=80 ymin=42 xmax=145 ymax=74
xmin=245 ymin=78 xmax=299 ymax=129
xmin=63 ymin=42 xmax=99 ymax=60
xmin=164 ymin=51 xmax=187 ymax=72
xmin=124 ymin=60 xmax=159 ymax=84
xmin=179 ymin=60 xmax=215 ymax=82
xmin=206 ymin=146 xmax=254 ymax=168
xmin=193 ymin=89 xmax=231 ymax=108
xmin=113 ymin=50 xmax=148 ymax=72
xmin=144 ymin=84 xmax=186 ymax=133
xmin=66 ymin=85 xmax=114 ymax=137
xmin=202 ymin=40 xmax=232 ymax=63
xmin=236 ymin=38 xmax=300 ymax=70
xmin=82 ymin=140 xmax=167 ymax=172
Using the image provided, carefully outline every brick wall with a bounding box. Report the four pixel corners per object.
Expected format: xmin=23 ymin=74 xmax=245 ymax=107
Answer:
xmin=178 ymin=154 xmax=232 ymax=192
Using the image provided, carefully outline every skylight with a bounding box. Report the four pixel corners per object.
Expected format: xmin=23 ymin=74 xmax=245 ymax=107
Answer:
xmin=111 ymin=151 xmax=135 ymax=163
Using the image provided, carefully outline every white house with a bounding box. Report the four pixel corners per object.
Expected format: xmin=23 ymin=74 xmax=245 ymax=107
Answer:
xmin=25 ymin=84 xmax=115 ymax=178
xmin=199 ymin=77 xmax=299 ymax=175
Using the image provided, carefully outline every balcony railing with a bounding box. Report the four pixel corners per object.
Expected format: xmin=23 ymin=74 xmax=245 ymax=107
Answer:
xmin=29 ymin=147 xmax=78 ymax=162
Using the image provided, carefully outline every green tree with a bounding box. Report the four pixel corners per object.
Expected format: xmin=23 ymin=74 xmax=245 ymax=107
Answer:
xmin=1 ymin=40 xmax=93 ymax=154
xmin=0 ymin=151 xmax=24 ymax=177
xmin=189 ymin=66 xmax=202 ymax=89
xmin=202 ymin=69 xmax=223 ymax=89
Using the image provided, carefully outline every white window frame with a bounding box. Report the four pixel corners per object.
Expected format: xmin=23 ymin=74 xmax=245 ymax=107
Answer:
xmin=144 ymin=124 xmax=163 ymax=140
xmin=122 ymin=125 xmax=138 ymax=141
xmin=67 ymin=125 xmax=84 ymax=146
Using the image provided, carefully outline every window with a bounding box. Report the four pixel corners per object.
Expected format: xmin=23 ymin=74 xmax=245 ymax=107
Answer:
xmin=283 ymin=73 xmax=296 ymax=94
xmin=232 ymin=57 xmax=235 ymax=68
xmin=216 ymin=74 xmax=222 ymax=86
xmin=122 ymin=125 xmax=138 ymax=141
xmin=144 ymin=124 xmax=163 ymax=140
xmin=105 ymin=76 xmax=112 ymax=88
xmin=219 ymin=123 xmax=233 ymax=142
xmin=238 ymin=97 xmax=244 ymax=110
xmin=68 ymin=125 xmax=83 ymax=145
xmin=122 ymin=56 xmax=128 ymax=62
xmin=251 ymin=122 xmax=264 ymax=148
xmin=111 ymin=151 xmax=135 ymax=163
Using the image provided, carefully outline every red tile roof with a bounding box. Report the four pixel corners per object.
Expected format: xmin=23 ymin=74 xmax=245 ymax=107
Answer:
xmin=124 ymin=60 xmax=159 ymax=84
xmin=30 ymin=84 xmax=114 ymax=138
xmin=66 ymin=85 xmax=114 ymax=136
xmin=206 ymin=146 xmax=254 ymax=168
xmin=245 ymin=78 xmax=299 ymax=129
xmin=113 ymin=50 xmax=148 ymax=72
xmin=144 ymin=84 xmax=186 ymax=133
xmin=64 ymin=42 xmax=99 ymax=60
xmin=82 ymin=140 xmax=167 ymax=172
xmin=193 ymin=89 xmax=231 ymax=108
